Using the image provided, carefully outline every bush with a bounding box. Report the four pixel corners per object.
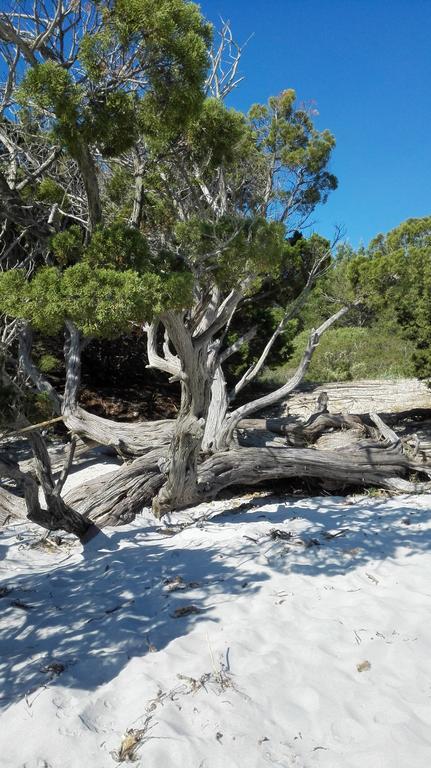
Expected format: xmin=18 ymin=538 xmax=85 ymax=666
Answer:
xmin=264 ymin=324 xmax=414 ymax=385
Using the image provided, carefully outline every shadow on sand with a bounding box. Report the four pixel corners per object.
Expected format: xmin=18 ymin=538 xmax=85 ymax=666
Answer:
xmin=209 ymin=493 xmax=431 ymax=575
xmin=0 ymin=492 xmax=430 ymax=709
xmin=0 ymin=522 xmax=266 ymax=709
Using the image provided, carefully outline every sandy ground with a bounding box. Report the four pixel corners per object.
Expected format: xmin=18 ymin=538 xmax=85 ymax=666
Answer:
xmin=0 ymin=467 xmax=430 ymax=767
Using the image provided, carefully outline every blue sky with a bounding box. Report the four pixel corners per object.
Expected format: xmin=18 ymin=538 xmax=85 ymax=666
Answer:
xmin=200 ymin=0 xmax=431 ymax=248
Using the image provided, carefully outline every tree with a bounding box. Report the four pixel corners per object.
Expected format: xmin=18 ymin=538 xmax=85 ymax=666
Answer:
xmin=0 ymin=2 xmax=421 ymax=536
xmin=349 ymin=217 xmax=431 ymax=378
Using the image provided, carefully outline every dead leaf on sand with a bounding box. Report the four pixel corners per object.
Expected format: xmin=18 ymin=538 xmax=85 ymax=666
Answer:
xmin=163 ymin=575 xmax=199 ymax=592
xmin=357 ymin=660 xmax=371 ymax=673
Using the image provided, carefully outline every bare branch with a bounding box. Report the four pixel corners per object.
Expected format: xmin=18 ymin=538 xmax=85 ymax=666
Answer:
xmin=229 ymin=250 xmax=331 ymax=400
xmin=219 ymin=304 xmax=354 ymax=445
xmin=54 ymin=435 xmax=77 ymax=495
xmin=219 ymin=325 xmax=257 ymax=363
xmin=144 ymin=321 xmax=183 ymax=378
xmin=16 ymin=146 xmax=62 ymax=191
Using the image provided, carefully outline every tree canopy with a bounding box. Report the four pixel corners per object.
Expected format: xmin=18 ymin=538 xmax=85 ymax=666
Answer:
xmin=0 ymin=1 xmax=338 ymax=349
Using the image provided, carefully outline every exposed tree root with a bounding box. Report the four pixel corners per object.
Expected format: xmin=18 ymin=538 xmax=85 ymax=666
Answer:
xmin=64 ymin=450 xmax=165 ymax=527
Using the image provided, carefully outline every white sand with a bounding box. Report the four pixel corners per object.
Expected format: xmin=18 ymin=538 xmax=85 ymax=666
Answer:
xmin=0 ymin=474 xmax=430 ymax=767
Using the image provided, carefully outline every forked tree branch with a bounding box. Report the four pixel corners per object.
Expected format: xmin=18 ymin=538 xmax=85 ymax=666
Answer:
xmin=228 ymin=251 xmax=332 ymax=400
xmin=144 ymin=321 xmax=182 ymax=378
xmin=220 ymin=304 xmax=354 ymax=445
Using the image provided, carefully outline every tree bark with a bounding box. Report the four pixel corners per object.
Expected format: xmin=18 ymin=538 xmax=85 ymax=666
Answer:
xmin=0 ymin=485 xmax=26 ymax=525
xmin=152 ymin=312 xmax=213 ymax=516
xmin=202 ymin=363 xmax=229 ymax=451
xmin=195 ymin=443 xmax=417 ymax=501
xmin=18 ymin=323 xmax=62 ymax=414
xmin=64 ymin=450 xmax=164 ymax=527
xmin=73 ymin=140 xmax=102 ymax=233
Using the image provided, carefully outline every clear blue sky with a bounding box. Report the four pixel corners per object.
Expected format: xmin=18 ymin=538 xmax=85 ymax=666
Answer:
xmin=200 ymin=0 xmax=431 ymax=248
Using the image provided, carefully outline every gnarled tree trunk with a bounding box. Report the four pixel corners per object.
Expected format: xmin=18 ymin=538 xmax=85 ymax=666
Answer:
xmin=152 ymin=312 xmax=212 ymax=516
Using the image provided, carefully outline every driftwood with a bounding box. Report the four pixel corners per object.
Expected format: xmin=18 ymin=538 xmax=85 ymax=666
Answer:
xmin=282 ymin=379 xmax=431 ymax=420
xmin=196 ymin=444 xmax=413 ymax=499
xmin=238 ymin=413 xmax=365 ymax=445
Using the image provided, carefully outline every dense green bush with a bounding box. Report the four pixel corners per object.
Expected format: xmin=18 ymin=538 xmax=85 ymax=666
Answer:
xmin=265 ymin=323 xmax=414 ymax=385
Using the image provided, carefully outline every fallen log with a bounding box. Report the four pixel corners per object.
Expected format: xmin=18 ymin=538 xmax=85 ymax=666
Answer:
xmin=196 ymin=443 xmax=419 ymax=500
xmin=282 ymin=379 xmax=431 ymax=420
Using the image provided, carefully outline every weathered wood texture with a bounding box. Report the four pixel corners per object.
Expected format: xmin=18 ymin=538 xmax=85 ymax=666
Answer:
xmin=280 ymin=379 xmax=431 ymax=419
xmin=0 ymin=486 xmax=26 ymax=525
xmin=64 ymin=450 xmax=164 ymax=527
xmin=195 ymin=443 xmax=418 ymax=500
xmin=4 ymin=378 xmax=431 ymax=532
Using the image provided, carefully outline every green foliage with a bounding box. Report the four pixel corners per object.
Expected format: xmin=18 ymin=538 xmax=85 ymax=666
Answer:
xmin=18 ymin=60 xmax=138 ymax=158
xmin=216 ymin=218 xmax=285 ymax=288
xmin=18 ymin=61 xmax=80 ymax=116
xmin=268 ymin=324 xmax=413 ymax=385
xmin=249 ymin=90 xmax=337 ymax=216
xmin=227 ymin=310 xmax=298 ymax=381
xmin=104 ymin=166 xmax=134 ymax=207
xmin=59 ymin=265 xmax=162 ymax=337
xmin=80 ymin=28 xmax=115 ymax=80
xmin=187 ymin=98 xmax=248 ymax=167
xmin=349 ymin=217 xmax=431 ymax=378
xmin=278 ymin=233 xmax=331 ymax=305
xmin=84 ymin=91 xmax=138 ymax=157
xmin=36 ymin=178 xmax=67 ymax=207
xmin=0 ymin=270 xmax=29 ymax=319
xmin=0 ymin=265 xmax=193 ymax=338
xmin=175 ymin=216 xmax=285 ymax=289
xmin=112 ymin=0 xmax=212 ymax=61
xmin=116 ymin=0 xmax=212 ymax=145
xmin=299 ymin=243 xmax=365 ymax=329
xmin=37 ymin=354 xmax=61 ymax=374
xmin=224 ymin=233 xmax=330 ymax=377
xmin=18 ymin=1 xmax=212 ymax=159
xmin=17 ymin=61 xmax=83 ymax=154
xmin=83 ymin=223 xmax=150 ymax=272
xmin=51 ymin=226 xmax=83 ymax=266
